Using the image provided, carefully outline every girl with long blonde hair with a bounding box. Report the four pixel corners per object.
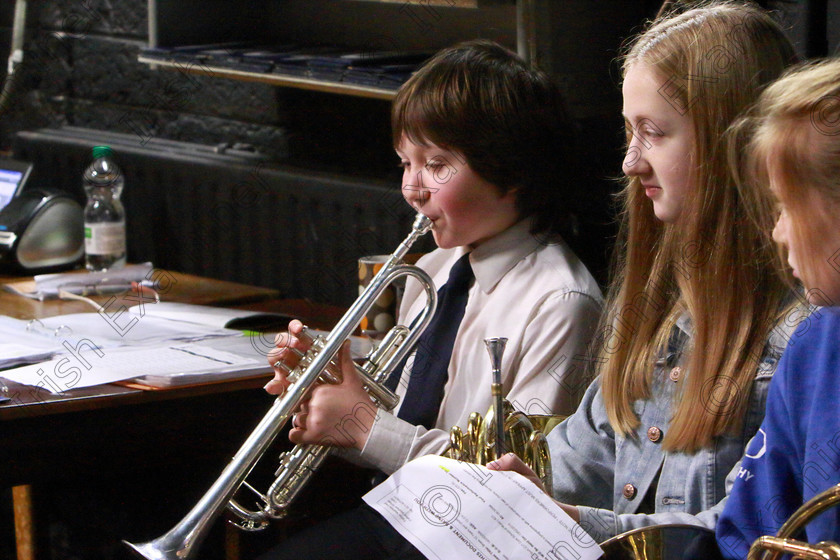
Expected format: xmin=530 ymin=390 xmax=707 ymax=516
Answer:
xmin=493 ymin=1 xmax=800 ymax=543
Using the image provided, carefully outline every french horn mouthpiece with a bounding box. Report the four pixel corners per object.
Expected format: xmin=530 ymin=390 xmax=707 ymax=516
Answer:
xmin=484 ymin=337 xmax=508 ymax=368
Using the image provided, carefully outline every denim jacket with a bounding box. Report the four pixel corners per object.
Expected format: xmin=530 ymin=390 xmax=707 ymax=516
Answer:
xmin=545 ymin=314 xmax=793 ymax=543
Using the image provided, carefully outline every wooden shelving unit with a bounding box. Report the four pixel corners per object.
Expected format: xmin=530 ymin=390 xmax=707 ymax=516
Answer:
xmin=347 ymin=0 xmax=510 ymax=7
xmin=143 ymin=0 xmax=525 ymax=99
xmin=136 ymin=55 xmax=399 ymax=100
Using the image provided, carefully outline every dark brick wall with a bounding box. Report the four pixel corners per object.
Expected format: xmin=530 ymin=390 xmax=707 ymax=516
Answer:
xmin=0 ymin=0 xmax=400 ymax=179
xmin=0 ymin=0 xmax=631 ymax=287
xmin=0 ymin=0 xmax=823 ymax=290
xmin=1 ymin=0 xmax=292 ymax=160
xmin=0 ymin=1 xmax=827 ymax=175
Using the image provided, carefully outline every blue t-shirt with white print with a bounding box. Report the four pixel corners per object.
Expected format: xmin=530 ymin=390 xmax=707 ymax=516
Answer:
xmin=716 ymin=306 xmax=840 ymax=559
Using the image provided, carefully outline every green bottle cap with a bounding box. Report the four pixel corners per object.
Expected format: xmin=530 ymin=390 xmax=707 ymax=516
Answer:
xmin=92 ymin=145 xmax=113 ymax=159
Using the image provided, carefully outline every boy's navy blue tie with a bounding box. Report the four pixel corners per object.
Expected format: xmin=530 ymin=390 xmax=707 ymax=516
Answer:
xmin=388 ymin=252 xmax=474 ymax=429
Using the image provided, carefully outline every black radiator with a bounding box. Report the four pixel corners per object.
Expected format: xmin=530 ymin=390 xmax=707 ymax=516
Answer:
xmin=13 ymin=127 xmax=427 ymax=306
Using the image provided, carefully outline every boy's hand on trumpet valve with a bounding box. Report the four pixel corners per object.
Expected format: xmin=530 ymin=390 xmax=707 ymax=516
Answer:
xmin=265 ymin=320 xmax=310 ymax=395
xmin=288 ymin=340 xmax=375 ymax=451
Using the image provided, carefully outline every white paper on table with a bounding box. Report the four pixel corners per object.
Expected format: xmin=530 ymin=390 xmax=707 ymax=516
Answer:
xmin=35 ymin=312 xmax=239 ymax=346
xmin=0 ymin=343 xmax=57 ymax=368
xmin=364 ymin=455 xmax=603 ymax=560
xmin=0 ymin=342 xmax=264 ymax=393
xmin=0 ymin=316 xmax=64 ymax=367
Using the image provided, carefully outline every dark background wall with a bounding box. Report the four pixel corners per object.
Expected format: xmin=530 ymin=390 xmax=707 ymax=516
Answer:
xmin=0 ymin=0 xmax=829 ymax=302
xmin=0 ymin=1 xmax=834 ymax=559
xmin=0 ymin=0 xmax=663 ymax=302
xmin=0 ymin=0 xmax=290 ymax=163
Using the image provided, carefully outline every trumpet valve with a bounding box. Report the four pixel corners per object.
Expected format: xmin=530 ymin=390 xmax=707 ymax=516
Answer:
xmin=287 ymin=334 xmax=344 ymax=386
xmin=356 ymin=367 xmax=399 ymax=411
xmin=273 ymin=360 xmax=292 ymax=374
xmin=320 ymin=359 xmax=343 ymax=384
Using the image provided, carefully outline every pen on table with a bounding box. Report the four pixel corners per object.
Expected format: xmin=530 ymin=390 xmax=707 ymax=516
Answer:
xmin=57 ymin=280 xmax=160 ymax=310
xmin=54 ymin=279 xmax=158 ymax=298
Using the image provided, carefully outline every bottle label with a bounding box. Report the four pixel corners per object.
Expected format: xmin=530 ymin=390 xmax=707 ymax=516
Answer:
xmin=85 ymin=222 xmax=126 ymax=255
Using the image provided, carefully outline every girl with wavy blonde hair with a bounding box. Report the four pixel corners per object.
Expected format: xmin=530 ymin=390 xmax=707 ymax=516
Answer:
xmin=494 ymin=2 xmax=800 ymax=544
xmin=603 ymin=0 xmax=796 ymax=452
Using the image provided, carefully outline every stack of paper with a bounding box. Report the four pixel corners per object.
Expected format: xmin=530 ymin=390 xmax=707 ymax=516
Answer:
xmin=0 ymin=302 xmax=370 ymax=394
xmin=0 ymin=303 xmax=281 ymax=393
xmin=1 ymin=336 xmax=270 ymax=393
xmin=0 ymin=316 xmax=65 ymax=368
xmin=34 ymin=311 xmax=240 ymax=346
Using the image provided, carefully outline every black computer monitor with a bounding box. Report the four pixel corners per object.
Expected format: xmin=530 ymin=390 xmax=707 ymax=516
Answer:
xmin=0 ymin=158 xmax=33 ymax=211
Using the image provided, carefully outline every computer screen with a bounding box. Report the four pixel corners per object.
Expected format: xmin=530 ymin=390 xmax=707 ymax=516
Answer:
xmin=0 ymin=159 xmax=32 ymax=211
xmin=0 ymin=170 xmax=24 ymax=209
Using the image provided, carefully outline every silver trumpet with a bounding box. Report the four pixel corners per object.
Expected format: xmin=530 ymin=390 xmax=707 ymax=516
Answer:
xmin=124 ymin=213 xmax=438 ymax=560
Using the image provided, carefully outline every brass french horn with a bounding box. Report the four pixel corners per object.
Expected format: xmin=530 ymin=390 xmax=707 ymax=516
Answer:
xmin=442 ymin=337 xmax=562 ymax=494
xmin=595 ymin=483 xmax=840 ymax=560
xmin=600 ymin=525 xmax=724 ymax=560
xmin=748 ymin=483 xmax=840 ymax=560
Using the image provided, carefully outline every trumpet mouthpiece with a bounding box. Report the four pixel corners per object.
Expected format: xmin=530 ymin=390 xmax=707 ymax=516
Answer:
xmin=413 ymin=213 xmax=433 ymax=234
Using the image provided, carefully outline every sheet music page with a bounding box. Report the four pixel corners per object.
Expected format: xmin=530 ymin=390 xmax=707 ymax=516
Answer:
xmin=0 ymin=316 xmax=64 ymax=367
xmin=0 ymin=342 xmax=264 ymax=393
xmin=36 ymin=312 xmax=238 ymax=346
xmin=127 ymin=302 xmax=253 ymax=329
xmin=364 ymin=455 xmax=603 ymax=560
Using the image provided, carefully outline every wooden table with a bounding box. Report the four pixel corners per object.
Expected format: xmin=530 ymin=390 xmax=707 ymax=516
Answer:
xmin=0 ymin=269 xmax=343 ymax=560
xmin=0 ymin=269 xmax=280 ymax=320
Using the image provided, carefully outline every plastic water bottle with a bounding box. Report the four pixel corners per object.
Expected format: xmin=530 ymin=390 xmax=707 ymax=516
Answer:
xmin=83 ymin=145 xmax=126 ymax=271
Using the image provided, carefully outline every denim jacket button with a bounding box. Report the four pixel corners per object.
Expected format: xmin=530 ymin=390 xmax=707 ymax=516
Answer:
xmin=622 ymin=483 xmax=637 ymax=500
xmin=647 ymin=426 xmax=662 ymax=443
xmin=669 ymin=366 xmax=681 ymax=381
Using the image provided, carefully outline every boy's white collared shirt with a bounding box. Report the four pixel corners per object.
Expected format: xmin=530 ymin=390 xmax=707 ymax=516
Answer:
xmin=352 ymin=219 xmax=604 ymax=474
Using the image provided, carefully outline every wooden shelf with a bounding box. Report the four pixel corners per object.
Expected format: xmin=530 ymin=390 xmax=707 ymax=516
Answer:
xmin=345 ymin=0 xmax=512 ymax=7
xmin=145 ymin=0 xmax=522 ymax=99
xmin=138 ymin=56 xmax=398 ymax=100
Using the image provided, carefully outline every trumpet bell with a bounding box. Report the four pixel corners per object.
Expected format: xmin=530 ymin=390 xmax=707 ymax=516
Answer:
xmin=123 ymin=540 xmax=177 ymax=560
